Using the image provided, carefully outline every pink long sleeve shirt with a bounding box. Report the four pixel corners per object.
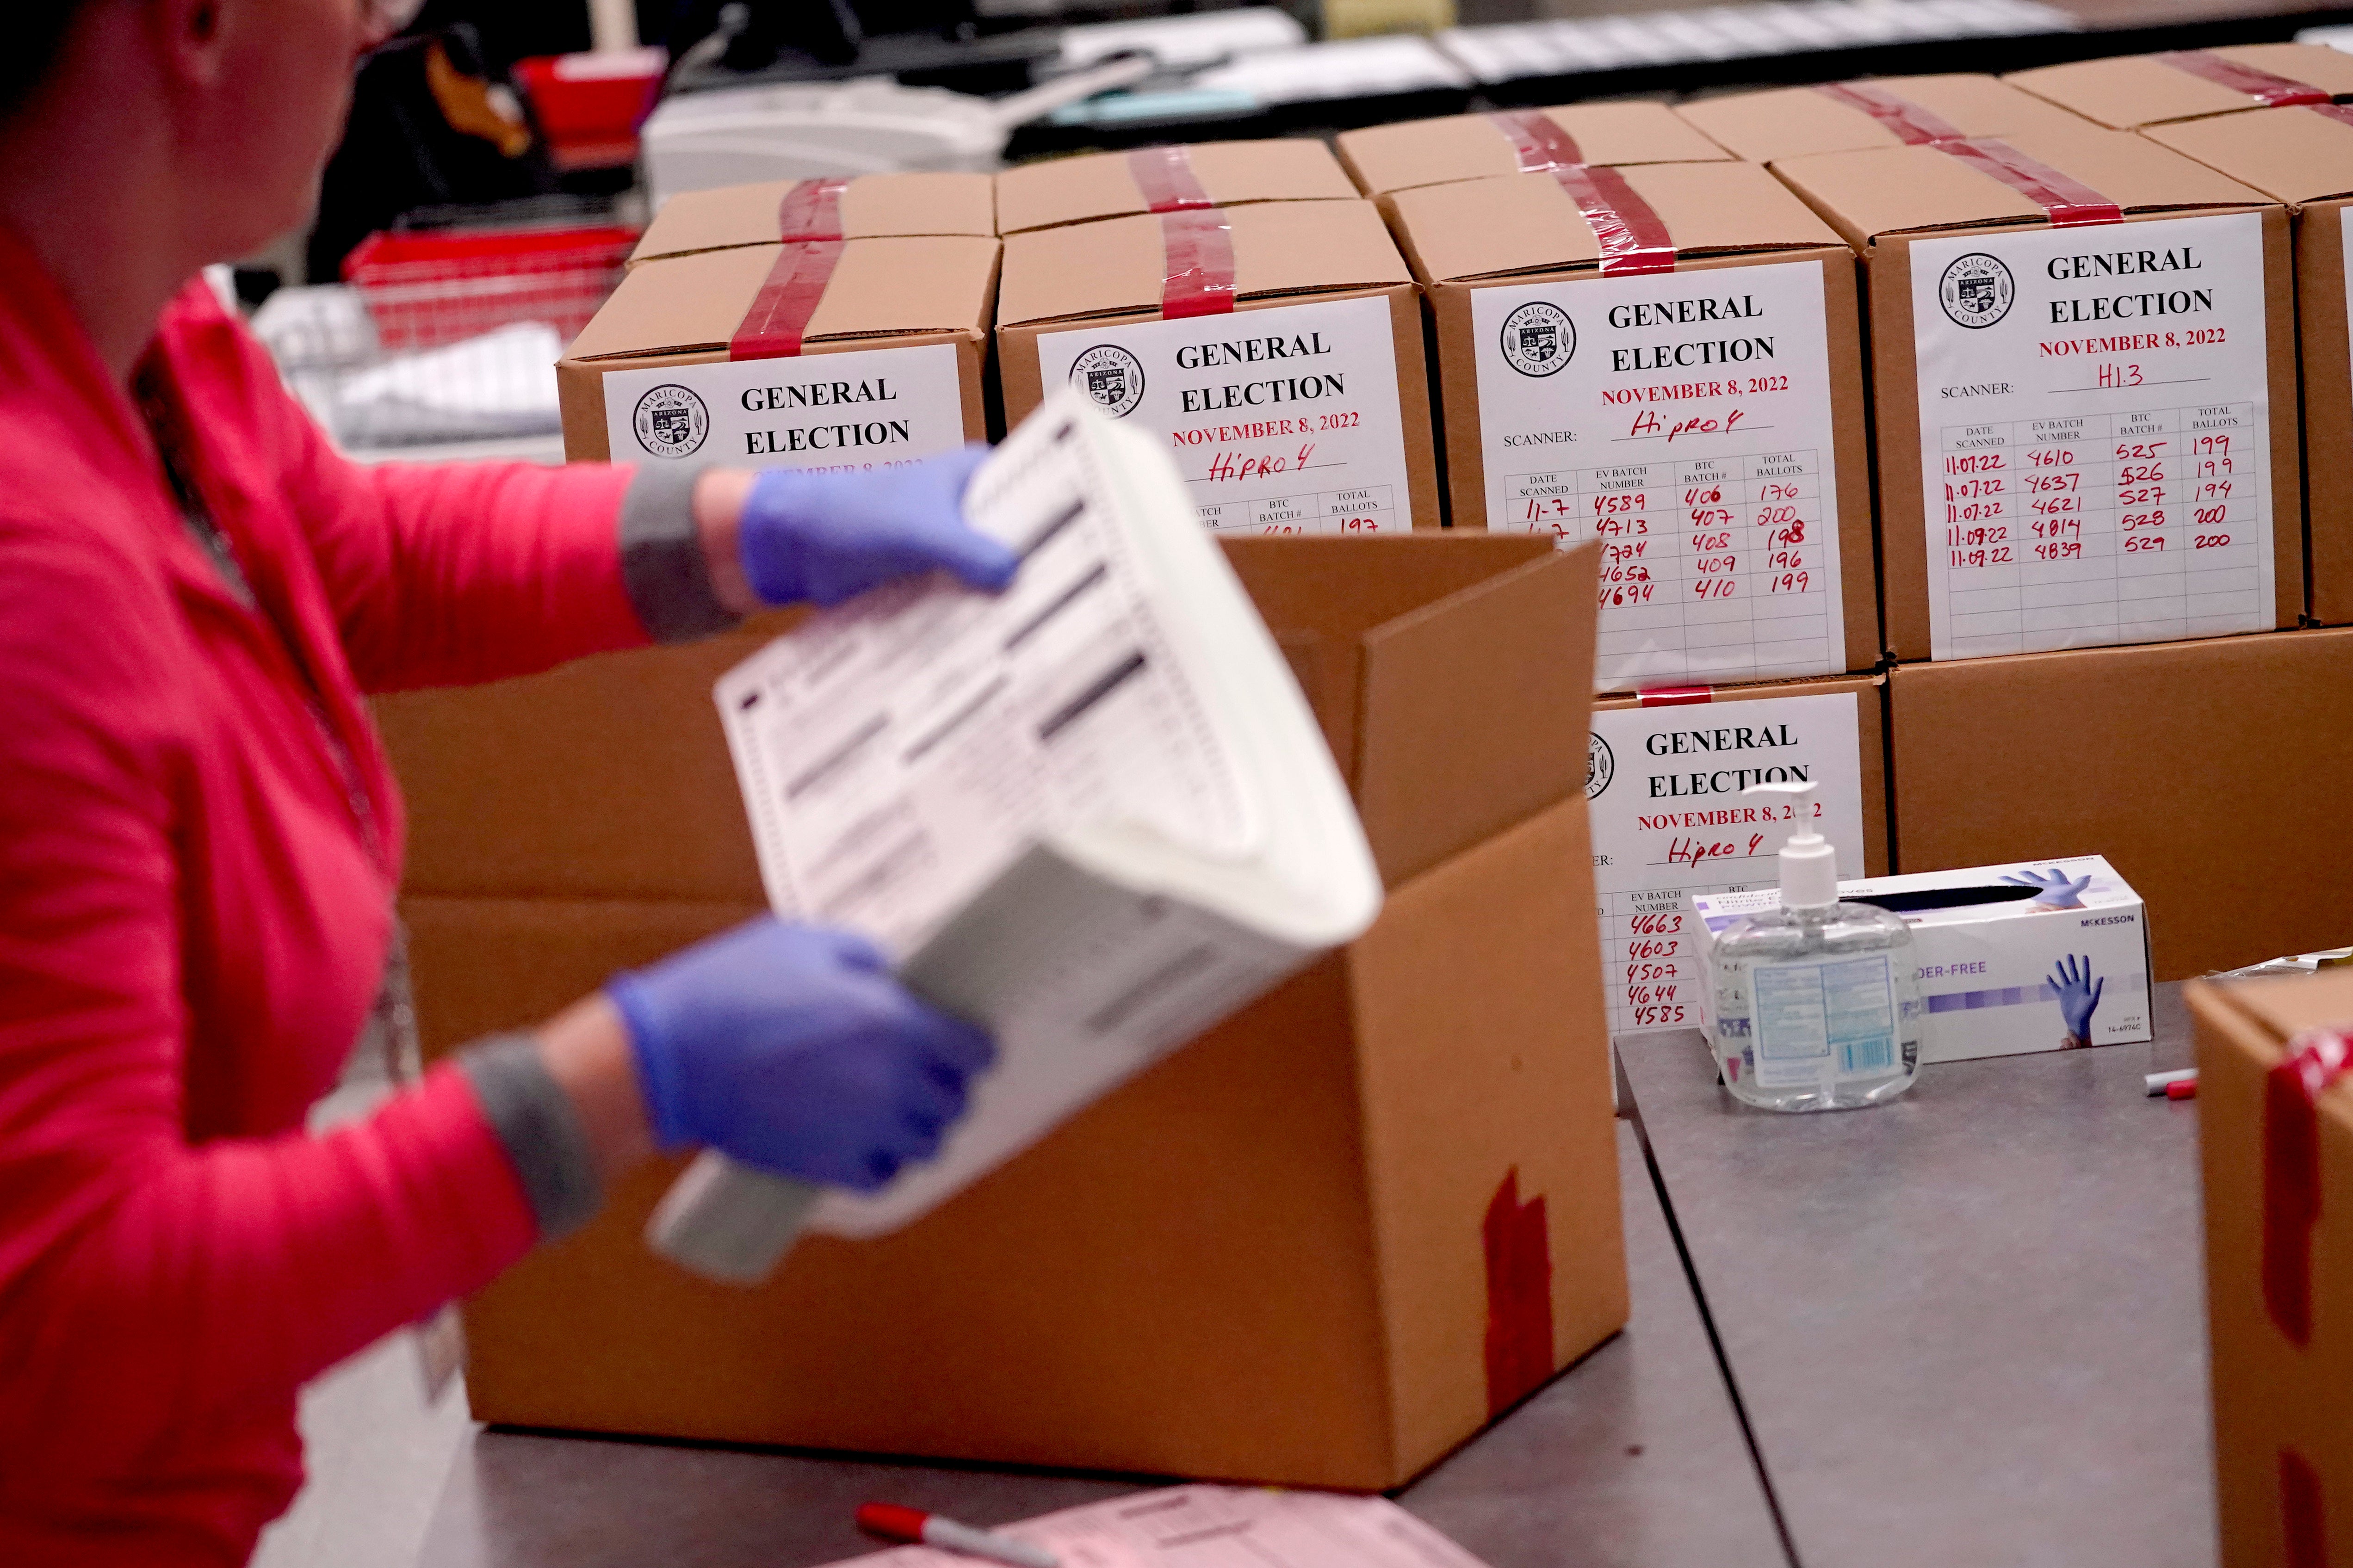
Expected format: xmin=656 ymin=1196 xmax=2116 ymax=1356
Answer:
xmin=0 ymin=233 xmax=650 ymax=1564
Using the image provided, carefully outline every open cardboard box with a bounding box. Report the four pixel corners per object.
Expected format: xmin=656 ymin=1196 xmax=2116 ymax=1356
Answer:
xmin=1381 ymin=162 xmax=1878 ymax=689
xmin=993 ymin=139 xmax=1358 ymax=236
xmin=380 ymin=535 xmax=1629 ymax=1488
xmin=2007 ymin=44 xmax=2353 ymax=131
xmin=1673 ymin=74 xmax=2093 ymax=165
xmin=1333 ymin=102 xmax=1731 ymax=199
xmin=627 ymin=173 xmax=997 ymax=266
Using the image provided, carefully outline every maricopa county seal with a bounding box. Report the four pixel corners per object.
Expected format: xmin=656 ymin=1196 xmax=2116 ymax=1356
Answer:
xmin=1586 ymin=732 xmax=1616 ymax=800
xmin=632 ymin=383 xmax=711 ymax=458
xmin=1938 ymin=253 xmax=2015 ymax=330
xmin=1069 ymin=345 xmax=1146 ymax=417
xmin=1501 ymin=301 xmax=1575 ymax=377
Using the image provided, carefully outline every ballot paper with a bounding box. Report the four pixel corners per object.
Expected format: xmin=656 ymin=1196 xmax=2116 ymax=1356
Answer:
xmin=677 ymin=390 xmax=1383 ymax=1260
xmin=817 ymin=1486 xmax=1492 ymax=1568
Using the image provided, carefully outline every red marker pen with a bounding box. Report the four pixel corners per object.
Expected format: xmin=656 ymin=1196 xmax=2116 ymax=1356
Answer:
xmin=856 ymin=1502 xmax=1060 ymax=1568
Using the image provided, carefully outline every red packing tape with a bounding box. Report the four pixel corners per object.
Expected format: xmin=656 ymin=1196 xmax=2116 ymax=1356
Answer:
xmin=1486 ymin=109 xmax=1585 ymax=173
xmin=729 ymin=240 xmax=845 ymax=359
xmin=1637 ymin=685 xmax=1715 ymax=706
xmin=1127 ymin=145 xmax=1215 ymax=212
xmin=2285 ymin=1450 xmax=2328 ymax=1568
xmin=775 ymin=177 xmax=851 ymax=241
xmin=2313 ymin=103 xmax=2353 ymax=133
xmin=2264 ymin=1028 xmax=2353 ymax=1346
xmin=1158 ymin=208 xmax=1235 ymax=320
xmin=1483 ymin=1168 xmax=1555 ymax=1417
xmin=2158 ymin=49 xmax=2333 ymax=108
xmin=1931 ymin=137 xmax=2123 ymax=227
xmin=1814 ymin=81 xmax=1967 ymax=145
xmin=1549 ymin=163 xmax=1677 ymax=276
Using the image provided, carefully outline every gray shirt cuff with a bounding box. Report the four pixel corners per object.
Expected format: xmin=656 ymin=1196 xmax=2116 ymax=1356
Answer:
xmin=618 ymin=465 xmax=740 ymax=643
xmin=458 ymin=1034 xmax=603 ymax=1242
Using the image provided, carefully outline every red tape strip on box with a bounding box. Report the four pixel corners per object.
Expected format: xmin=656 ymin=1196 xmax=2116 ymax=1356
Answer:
xmin=1483 ymin=1168 xmax=1555 ymax=1417
xmin=1158 ymin=208 xmax=1235 ymax=320
xmin=729 ymin=240 xmax=845 ymax=359
xmin=2285 ymin=1450 xmax=2329 ymax=1568
xmin=2264 ymin=1029 xmax=2353 ymax=1346
xmin=1128 ymin=145 xmax=1215 ymax=212
xmin=774 ymin=177 xmax=851 ymax=241
xmin=1931 ymin=137 xmax=2123 ymax=227
xmin=2313 ymin=103 xmax=2353 ymax=132
xmin=2158 ymin=49 xmax=2333 ymax=108
xmin=1637 ymin=685 xmax=1715 ymax=706
xmin=1486 ymin=109 xmax=1585 ymax=172
xmin=1814 ymin=81 xmax=1967 ymax=144
xmin=1549 ymin=163 xmax=1677 ymax=276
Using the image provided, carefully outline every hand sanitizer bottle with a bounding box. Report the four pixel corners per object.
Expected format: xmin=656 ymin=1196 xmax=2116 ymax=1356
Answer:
xmin=1710 ymin=780 xmax=1920 ymax=1111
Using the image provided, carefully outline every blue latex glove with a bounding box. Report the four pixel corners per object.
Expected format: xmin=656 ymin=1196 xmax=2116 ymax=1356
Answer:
xmin=2049 ymin=953 xmax=2104 ymax=1043
xmin=607 ymin=917 xmax=996 ymax=1191
xmin=2001 ymin=866 xmax=2093 ymax=909
xmin=738 ymin=445 xmax=1018 ymax=607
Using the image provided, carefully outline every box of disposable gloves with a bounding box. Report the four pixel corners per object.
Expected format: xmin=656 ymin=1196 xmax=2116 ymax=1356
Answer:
xmin=1693 ymin=853 xmax=2154 ymax=1062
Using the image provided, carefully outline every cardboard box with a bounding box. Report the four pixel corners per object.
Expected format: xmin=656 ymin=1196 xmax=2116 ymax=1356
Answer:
xmin=1588 ymin=674 xmax=1889 ymax=1037
xmin=2007 ymin=44 xmax=2353 ymax=132
xmin=1673 ymin=74 xmax=2095 ymax=165
xmin=2187 ymin=969 xmax=2353 ymax=1568
xmin=2147 ymin=105 xmax=2353 ymax=624
xmin=1774 ymin=124 xmax=2300 ymax=661
xmin=557 ymin=235 xmax=997 ymax=467
xmin=627 ymin=173 xmax=997 ymax=266
xmin=993 ymin=139 xmax=1358 ymax=237
xmin=1693 ymin=854 xmax=2155 ymax=1063
xmin=1886 ymin=627 xmax=2353 ymax=982
xmin=1333 ymin=102 xmax=1732 ymax=199
xmin=382 ymin=536 xmax=1629 ymax=1488
xmin=1383 ymin=163 xmax=1877 ymax=688
xmin=995 ymin=200 xmax=1440 ymax=534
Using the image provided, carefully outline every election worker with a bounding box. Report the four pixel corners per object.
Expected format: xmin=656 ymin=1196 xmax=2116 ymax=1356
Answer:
xmin=0 ymin=3 xmax=1016 ymax=1563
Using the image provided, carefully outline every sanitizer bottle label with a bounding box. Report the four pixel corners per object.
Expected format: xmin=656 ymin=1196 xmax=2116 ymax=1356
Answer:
xmin=1749 ymin=952 xmax=1899 ymax=1090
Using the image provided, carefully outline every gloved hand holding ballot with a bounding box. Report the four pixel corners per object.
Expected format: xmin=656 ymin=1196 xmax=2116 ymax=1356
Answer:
xmin=647 ymin=390 xmax=1385 ymax=1283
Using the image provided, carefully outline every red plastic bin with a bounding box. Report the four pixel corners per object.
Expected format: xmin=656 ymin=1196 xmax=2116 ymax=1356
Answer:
xmin=341 ymin=225 xmax=638 ymax=353
xmin=516 ymin=49 xmax=666 ymax=171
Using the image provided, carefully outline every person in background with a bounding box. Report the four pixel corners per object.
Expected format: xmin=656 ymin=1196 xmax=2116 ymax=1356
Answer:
xmin=0 ymin=2 xmax=1012 ymax=1562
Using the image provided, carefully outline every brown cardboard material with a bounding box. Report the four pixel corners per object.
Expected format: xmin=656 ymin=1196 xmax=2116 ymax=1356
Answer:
xmin=2007 ymin=44 xmax=2353 ymax=131
xmin=1773 ymin=123 xmax=2300 ymax=661
xmin=1383 ymin=163 xmax=1878 ymax=687
xmin=993 ymin=139 xmax=1359 ymax=236
xmin=996 ymin=201 xmax=1441 ymax=532
xmin=1887 ymin=627 xmax=2353 ymax=981
xmin=2147 ymin=105 xmax=2353 ymax=623
xmin=2186 ymin=970 xmax=2353 ymax=1568
xmin=628 ymin=174 xmax=996 ymax=266
xmin=1673 ymin=74 xmax=2095 ymax=165
xmin=557 ymin=235 xmax=998 ymax=465
xmin=385 ymin=537 xmax=1627 ymax=1487
xmin=1333 ymin=102 xmax=1732 ymax=199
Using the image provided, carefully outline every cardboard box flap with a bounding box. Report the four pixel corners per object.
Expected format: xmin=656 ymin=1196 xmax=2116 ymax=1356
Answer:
xmin=994 ymin=140 xmax=1359 ymax=235
xmin=2200 ymin=970 xmax=2353 ymax=1052
xmin=630 ymin=173 xmax=997 ymax=264
xmin=2007 ymin=44 xmax=2353 ymax=131
xmin=1388 ymin=164 xmax=1845 ymax=285
xmin=1335 ymin=102 xmax=1731 ymax=198
xmin=2146 ymin=105 xmax=2353 ymax=206
xmin=996 ymin=202 xmax=1411 ymax=328
xmin=1675 ymin=74 xmax=2093 ymax=163
xmin=568 ymin=236 xmax=999 ymax=359
xmin=1773 ymin=124 xmax=2274 ymax=247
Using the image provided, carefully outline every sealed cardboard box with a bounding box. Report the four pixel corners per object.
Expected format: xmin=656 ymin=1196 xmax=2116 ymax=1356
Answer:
xmin=382 ymin=536 xmax=1628 ymax=1488
xmin=1887 ymin=626 xmax=2353 ymax=981
xmin=996 ymin=200 xmax=1439 ymax=533
xmin=628 ymin=173 xmax=997 ymax=266
xmin=2146 ymin=105 xmax=2353 ymax=623
xmin=1588 ymin=674 xmax=1889 ymax=1037
xmin=993 ymin=139 xmax=1358 ymax=237
xmin=1674 ymin=74 xmax=2095 ymax=165
xmin=1775 ymin=124 xmax=2299 ymax=661
xmin=557 ymin=234 xmax=997 ymax=467
xmin=2187 ymin=969 xmax=2353 ymax=1568
xmin=1384 ymin=162 xmax=1876 ymax=688
xmin=1333 ymin=102 xmax=1731 ymax=199
xmin=2008 ymin=44 xmax=2353 ymax=131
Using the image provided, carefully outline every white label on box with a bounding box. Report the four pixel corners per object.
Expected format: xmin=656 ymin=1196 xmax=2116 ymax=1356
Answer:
xmin=601 ymin=342 xmax=968 ymax=472
xmin=1035 ymin=296 xmax=1415 ymax=535
xmin=1470 ymin=259 xmax=1847 ymax=690
xmin=1587 ymin=691 xmax=1866 ymax=1035
xmin=1909 ymin=212 xmax=2274 ymax=660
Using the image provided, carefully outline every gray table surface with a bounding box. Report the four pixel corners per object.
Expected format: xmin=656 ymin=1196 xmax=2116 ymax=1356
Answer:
xmin=1618 ymin=983 xmax=2208 ymax=1568
xmin=416 ymin=1122 xmax=1785 ymax=1568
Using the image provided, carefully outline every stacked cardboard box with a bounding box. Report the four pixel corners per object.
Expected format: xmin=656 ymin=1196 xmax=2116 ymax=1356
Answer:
xmin=994 ymin=139 xmax=1358 ymax=236
xmin=2008 ymin=43 xmax=2353 ymax=131
xmin=1676 ymin=74 xmax=2088 ymax=164
xmin=627 ymin=172 xmax=997 ymax=266
xmin=1333 ymin=101 xmax=1731 ymax=198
